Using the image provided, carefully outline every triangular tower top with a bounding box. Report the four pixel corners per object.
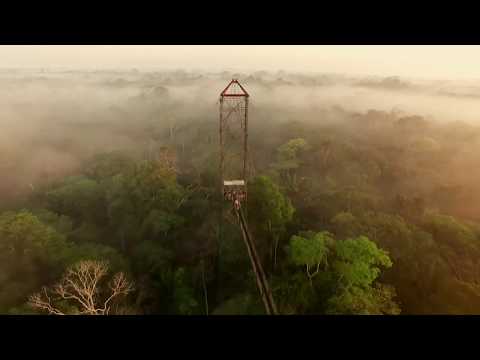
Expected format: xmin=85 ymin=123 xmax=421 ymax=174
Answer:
xmin=220 ymin=79 xmax=249 ymax=97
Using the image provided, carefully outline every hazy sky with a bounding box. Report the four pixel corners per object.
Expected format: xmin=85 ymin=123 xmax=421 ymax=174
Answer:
xmin=1 ymin=45 xmax=480 ymax=80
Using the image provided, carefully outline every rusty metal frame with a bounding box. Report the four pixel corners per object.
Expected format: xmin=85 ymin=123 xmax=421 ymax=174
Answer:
xmin=219 ymin=79 xmax=249 ymax=203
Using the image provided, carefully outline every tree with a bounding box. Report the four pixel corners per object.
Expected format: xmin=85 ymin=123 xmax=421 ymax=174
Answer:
xmin=105 ymin=159 xmax=186 ymax=252
xmin=393 ymin=195 xmax=425 ymax=221
xmin=132 ymin=240 xmax=174 ymax=313
xmin=0 ymin=210 xmax=70 ymax=272
xmin=28 ymin=260 xmax=134 ymax=315
xmin=31 ymin=209 xmax=74 ymax=236
xmin=63 ymin=242 xmax=130 ymax=273
xmin=172 ymin=268 xmax=200 ymax=315
xmin=421 ymin=212 xmax=478 ymax=256
xmin=272 ymin=272 xmax=318 ymax=314
xmin=333 ymin=236 xmax=392 ymax=288
xmin=315 ymin=139 xmax=335 ymax=172
xmin=285 ymin=231 xmax=400 ymax=315
xmin=289 ymin=231 xmax=331 ymax=286
xmin=326 ymin=236 xmax=400 ymax=314
xmin=83 ymin=151 xmax=134 ymax=181
xmin=273 ymin=138 xmax=310 ymax=191
xmin=45 ymin=176 xmax=107 ymax=226
xmin=247 ymin=176 xmax=294 ymax=269
xmin=211 ymin=292 xmax=263 ymax=315
xmin=331 ymin=212 xmax=360 ymax=239
xmin=326 ymin=283 xmax=400 ymax=315
xmin=0 ymin=210 xmax=122 ymax=312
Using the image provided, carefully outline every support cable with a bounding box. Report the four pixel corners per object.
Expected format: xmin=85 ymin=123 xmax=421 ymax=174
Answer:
xmin=235 ymin=202 xmax=278 ymax=315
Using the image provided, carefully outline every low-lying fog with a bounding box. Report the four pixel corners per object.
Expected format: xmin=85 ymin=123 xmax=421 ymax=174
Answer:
xmin=1 ymin=69 xmax=480 ymax=207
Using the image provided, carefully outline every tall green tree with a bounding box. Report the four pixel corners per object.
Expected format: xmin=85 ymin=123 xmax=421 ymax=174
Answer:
xmin=0 ymin=211 xmax=71 ymax=312
xmin=247 ymin=176 xmax=294 ymax=270
xmin=284 ymin=231 xmax=400 ymax=315
xmin=105 ymin=160 xmax=186 ymax=252
xmin=327 ymin=236 xmax=400 ymax=314
xmin=273 ymin=138 xmax=310 ymax=191
xmin=45 ymin=176 xmax=107 ymax=226
xmin=289 ymin=231 xmax=331 ymax=286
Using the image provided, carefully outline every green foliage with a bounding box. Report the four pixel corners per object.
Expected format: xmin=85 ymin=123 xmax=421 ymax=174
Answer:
xmin=45 ymin=176 xmax=107 ymax=225
xmin=326 ymin=283 xmax=401 ymax=315
xmin=273 ymin=138 xmax=311 ymax=191
xmin=31 ymin=209 xmax=74 ymax=235
xmin=289 ymin=231 xmax=331 ymax=271
xmin=247 ymin=176 xmax=294 ymax=235
xmin=276 ymin=138 xmax=310 ymax=168
xmin=333 ymin=236 xmax=392 ymax=288
xmin=285 ymin=231 xmax=399 ymax=314
xmin=421 ymin=212 xmax=478 ymax=254
xmin=272 ymin=272 xmax=319 ymax=314
xmin=0 ymin=210 xmax=69 ymax=266
xmin=247 ymin=175 xmax=295 ymax=269
xmin=172 ymin=268 xmax=200 ymax=315
xmin=133 ymin=240 xmax=174 ymax=275
xmin=63 ymin=242 xmax=129 ymax=273
xmin=327 ymin=237 xmax=398 ymax=314
xmin=331 ymin=212 xmax=360 ymax=239
xmin=0 ymin=210 xmax=71 ymax=312
xmin=104 ymin=160 xmax=186 ymax=250
xmin=361 ymin=212 xmax=412 ymax=246
xmin=212 ymin=293 xmax=264 ymax=315
xmin=132 ymin=240 xmax=175 ymax=313
xmin=6 ymin=100 xmax=480 ymax=315
xmin=84 ymin=151 xmax=134 ymax=181
xmin=140 ymin=209 xmax=184 ymax=239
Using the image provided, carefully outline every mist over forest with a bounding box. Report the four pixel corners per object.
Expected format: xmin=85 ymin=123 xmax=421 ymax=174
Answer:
xmin=2 ymin=68 xmax=480 ymax=314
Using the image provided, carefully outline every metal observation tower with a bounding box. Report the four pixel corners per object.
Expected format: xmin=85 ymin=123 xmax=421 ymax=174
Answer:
xmin=218 ymin=79 xmax=277 ymax=315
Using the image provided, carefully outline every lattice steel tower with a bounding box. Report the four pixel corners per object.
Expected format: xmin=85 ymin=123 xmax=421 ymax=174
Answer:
xmin=219 ymin=79 xmax=249 ymax=203
xmin=217 ymin=79 xmax=278 ymax=314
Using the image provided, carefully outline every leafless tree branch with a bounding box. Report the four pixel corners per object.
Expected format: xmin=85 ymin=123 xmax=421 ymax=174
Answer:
xmin=28 ymin=260 xmax=134 ymax=315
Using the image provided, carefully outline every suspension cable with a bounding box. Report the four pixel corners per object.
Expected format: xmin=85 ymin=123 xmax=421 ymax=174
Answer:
xmin=234 ymin=202 xmax=278 ymax=315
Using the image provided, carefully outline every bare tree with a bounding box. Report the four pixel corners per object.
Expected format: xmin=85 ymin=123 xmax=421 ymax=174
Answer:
xmin=29 ymin=260 xmax=134 ymax=315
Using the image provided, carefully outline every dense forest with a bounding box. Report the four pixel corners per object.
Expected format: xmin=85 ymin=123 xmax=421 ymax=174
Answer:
xmin=2 ymin=69 xmax=480 ymax=314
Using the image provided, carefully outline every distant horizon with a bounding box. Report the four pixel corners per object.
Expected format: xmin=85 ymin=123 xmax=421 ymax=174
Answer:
xmin=0 ymin=65 xmax=474 ymax=84
xmin=1 ymin=46 xmax=480 ymax=82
